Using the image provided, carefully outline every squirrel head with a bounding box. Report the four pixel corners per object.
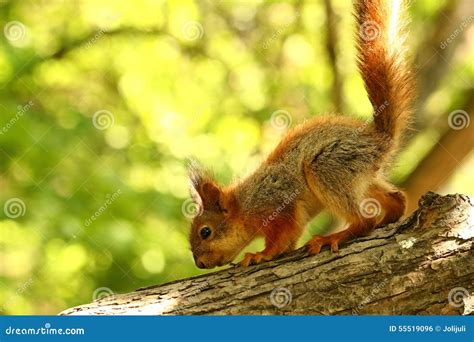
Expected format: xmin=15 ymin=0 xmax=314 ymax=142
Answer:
xmin=187 ymin=159 xmax=249 ymax=269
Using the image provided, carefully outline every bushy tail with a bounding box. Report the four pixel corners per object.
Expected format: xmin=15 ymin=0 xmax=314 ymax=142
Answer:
xmin=355 ymin=0 xmax=414 ymax=142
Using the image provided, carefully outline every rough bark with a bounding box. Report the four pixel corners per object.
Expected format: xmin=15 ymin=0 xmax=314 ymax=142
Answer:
xmin=61 ymin=192 xmax=474 ymax=316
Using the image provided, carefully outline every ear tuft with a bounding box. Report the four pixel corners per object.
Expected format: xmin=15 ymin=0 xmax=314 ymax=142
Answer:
xmin=187 ymin=158 xmax=213 ymax=197
xmin=186 ymin=158 xmax=225 ymax=213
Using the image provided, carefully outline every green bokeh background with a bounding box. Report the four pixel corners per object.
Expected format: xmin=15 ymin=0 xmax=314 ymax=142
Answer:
xmin=0 ymin=0 xmax=472 ymax=314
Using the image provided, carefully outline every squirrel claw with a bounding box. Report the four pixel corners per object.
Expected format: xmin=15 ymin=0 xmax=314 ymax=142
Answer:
xmin=306 ymin=235 xmax=341 ymax=255
xmin=240 ymin=252 xmax=270 ymax=267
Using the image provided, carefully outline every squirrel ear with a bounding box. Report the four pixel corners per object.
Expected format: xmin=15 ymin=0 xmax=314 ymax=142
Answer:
xmin=187 ymin=158 xmax=226 ymax=213
xmin=201 ymin=182 xmax=224 ymax=212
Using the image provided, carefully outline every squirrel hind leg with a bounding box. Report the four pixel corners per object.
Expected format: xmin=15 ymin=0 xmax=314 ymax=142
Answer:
xmin=305 ymin=180 xmax=406 ymax=255
xmin=302 ymin=159 xmax=381 ymax=254
xmin=367 ymin=181 xmax=406 ymax=226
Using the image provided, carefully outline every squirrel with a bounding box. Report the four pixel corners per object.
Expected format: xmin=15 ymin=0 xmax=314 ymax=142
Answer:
xmin=188 ymin=0 xmax=414 ymax=269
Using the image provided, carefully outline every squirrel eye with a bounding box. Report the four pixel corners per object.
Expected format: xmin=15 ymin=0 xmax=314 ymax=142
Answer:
xmin=200 ymin=226 xmax=212 ymax=239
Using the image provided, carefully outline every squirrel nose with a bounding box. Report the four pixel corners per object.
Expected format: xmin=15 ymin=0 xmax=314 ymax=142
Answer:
xmin=194 ymin=255 xmax=207 ymax=269
xmin=196 ymin=259 xmax=207 ymax=269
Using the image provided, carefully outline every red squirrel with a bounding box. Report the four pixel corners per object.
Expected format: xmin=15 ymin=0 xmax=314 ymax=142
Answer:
xmin=188 ymin=0 xmax=414 ymax=268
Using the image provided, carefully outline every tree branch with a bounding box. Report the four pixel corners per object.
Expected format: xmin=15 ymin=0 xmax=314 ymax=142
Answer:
xmin=61 ymin=192 xmax=473 ymax=316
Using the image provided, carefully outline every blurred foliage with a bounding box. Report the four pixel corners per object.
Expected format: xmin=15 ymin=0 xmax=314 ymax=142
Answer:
xmin=0 ymin=0 xmax=472 ymax=314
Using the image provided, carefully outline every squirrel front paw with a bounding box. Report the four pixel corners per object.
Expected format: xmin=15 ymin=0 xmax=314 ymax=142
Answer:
xmin=240 ymin=252 xmax=272 ymax=267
